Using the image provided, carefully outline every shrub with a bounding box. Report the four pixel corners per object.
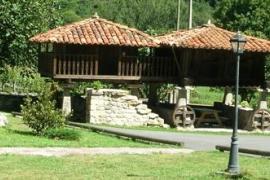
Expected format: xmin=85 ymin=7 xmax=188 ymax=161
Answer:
xmin=0 ymin=65 xmax=50 ymax=94
xmin=21 ymin=83 xmax=64 ymax=135
xmin=44 ymin=128 xmax=80 ymax=141
xmin=240 ymin=101 xmax=250 ymax=108
xmin=70 ymin=81 xmax=113 ymax=95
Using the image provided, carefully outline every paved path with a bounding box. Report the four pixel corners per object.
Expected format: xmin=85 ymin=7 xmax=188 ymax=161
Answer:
xmin=88 ymin=125 xmax=270 ymax=151
xmin=0 ymin=148 xmax=193 ymax=157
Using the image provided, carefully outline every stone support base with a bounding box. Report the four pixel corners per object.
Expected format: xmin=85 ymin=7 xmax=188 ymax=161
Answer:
xmin=86 ymin=89 xmax=164 ymax=127
xmin=62 ymin=90 xmax=71 ymax=116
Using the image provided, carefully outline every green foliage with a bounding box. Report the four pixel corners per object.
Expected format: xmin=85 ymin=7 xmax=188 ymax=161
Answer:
xmin=265 ymin=56 xmax=270 ymax=81
xmin=214 ymin=0 xmax=270 ymax=38
xmin=240 ymin=101 xmax=250 ymax=108
xmin=158 ymin=84 xmax=176 ymax=102
xmin=0 ymin=65 xmax=47 ymax=94
xmin=0 ymin=0 xmax=62 ymax=66
xmin=44 ymin=128 xmax=80 ymax=141
xmin=70 ymin=81 xmax=113 ymax=95
xmin=58 ymin=0 xmax=213 ymax=32
xmin=214 ymin=0 xmax=270 ymax=104
xmin=21 ymin=83 xmax=65 ymax=135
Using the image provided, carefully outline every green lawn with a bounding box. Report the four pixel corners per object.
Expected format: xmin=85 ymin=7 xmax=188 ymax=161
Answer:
xmin=0 ymin=112 xmax=171 ymax=148
xmin=190 ymin=87 xmax=224 ymax=105
xmin=0 ymin=152 xmax=269 ymax=179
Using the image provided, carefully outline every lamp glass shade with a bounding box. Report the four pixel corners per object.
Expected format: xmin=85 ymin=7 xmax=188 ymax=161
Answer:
xmin=230 ymin=31 xmax=247 ymax=54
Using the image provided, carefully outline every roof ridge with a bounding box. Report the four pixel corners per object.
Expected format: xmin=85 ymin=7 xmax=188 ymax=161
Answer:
xmin=95 ymin=18 xmax=159 ymax=42
xmin=156 ymin=24 xmax=270 ymax=52
xmin=213 ymin=26 xmax=270 ymax=44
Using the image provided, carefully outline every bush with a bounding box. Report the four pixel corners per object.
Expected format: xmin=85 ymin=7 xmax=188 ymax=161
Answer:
xmin=44 ymin=128 xmax=80 ymax=141
xmin=0 ymin=65 xmax=49 ymax=94
xmin=21 ymin=82 xmax=64 ymax=135
xmin=70 ymin=81 xmax=113 ymax=95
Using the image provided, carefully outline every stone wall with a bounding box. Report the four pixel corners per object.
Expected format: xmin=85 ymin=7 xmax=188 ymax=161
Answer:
xmin=86 ymin=89 xmax=165 ymax=127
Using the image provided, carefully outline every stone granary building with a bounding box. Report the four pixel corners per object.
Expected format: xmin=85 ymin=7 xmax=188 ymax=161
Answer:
xmin=30 ymin=15 xmax=270 ymax=129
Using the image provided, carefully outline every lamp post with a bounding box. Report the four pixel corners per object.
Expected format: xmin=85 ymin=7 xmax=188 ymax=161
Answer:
xmin=227 ymin=31 xmax=247 ymax=174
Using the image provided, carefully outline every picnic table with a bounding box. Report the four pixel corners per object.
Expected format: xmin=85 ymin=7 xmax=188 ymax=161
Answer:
xmin=194 ymin=107 xmax=223 ymax=127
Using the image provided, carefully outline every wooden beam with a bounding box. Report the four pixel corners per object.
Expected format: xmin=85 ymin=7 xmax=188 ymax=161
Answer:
xmin=53 ymin=74 xmax=179 ymax=82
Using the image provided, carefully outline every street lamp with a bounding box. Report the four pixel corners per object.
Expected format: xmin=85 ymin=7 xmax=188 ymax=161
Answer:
xmin=227 ymin=31 xmax=247 ymax=174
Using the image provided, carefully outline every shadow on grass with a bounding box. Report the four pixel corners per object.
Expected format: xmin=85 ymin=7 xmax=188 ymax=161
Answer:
xmin=213 ymin=170 xmax=260 ymax=180
xmin=6 ymin=128 xmax=36 ymax=137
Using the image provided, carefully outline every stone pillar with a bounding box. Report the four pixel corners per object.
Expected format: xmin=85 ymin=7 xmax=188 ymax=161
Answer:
xmin=223 ymin=86 xmax=233 ymax=106
xmin=176 ymin=87 xmax=188 ymax=107
xmin=175 ymin=86 xmax=193 ymax=107
xmin=258 ymin=89 xmax=269 ymax=109
xmin=62 ymin=89 xmax=71 ymax=116
xmin=148 ymin=83 xmax=159 ymax=106
xmin=128 ymin=84 xmax=142 ymax=97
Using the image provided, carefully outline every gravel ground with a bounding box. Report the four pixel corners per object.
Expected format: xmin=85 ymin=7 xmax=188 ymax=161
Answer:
xmin=0 ymin=147 xmax=193 ymax=157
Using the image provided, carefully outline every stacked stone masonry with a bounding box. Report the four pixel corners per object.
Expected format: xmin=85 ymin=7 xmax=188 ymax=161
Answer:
xmin=86 ymin=89 xmax=164 ymax=127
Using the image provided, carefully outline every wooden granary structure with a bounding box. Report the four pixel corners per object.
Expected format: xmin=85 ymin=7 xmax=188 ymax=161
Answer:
xmin=31 ymin=16 xmax=270 ymax=130
xmin=30 ymin=15 xmax=178 ymax=83
xmin=156 ymin=23 xmax=270 ymax=87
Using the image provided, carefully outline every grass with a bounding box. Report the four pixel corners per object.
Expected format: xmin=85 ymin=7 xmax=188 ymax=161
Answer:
xmin=0 ymin=151 xmax=269 ymax=179
xmin=190 ymin=87 xmax=224 ymax=105
xmin=0 ymin=112 xmax=173 ymax=148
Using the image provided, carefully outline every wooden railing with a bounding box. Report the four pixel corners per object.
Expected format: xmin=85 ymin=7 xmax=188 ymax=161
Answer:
xmin=53 ymin=54 xmax=98 ymax=76
xmin=39 ymin=53 xmax=179 ymax=82
xmin=118 ymin=56 xmax=178 ymax=77
xmin=39 ymin=53 xmax=99 ymax=76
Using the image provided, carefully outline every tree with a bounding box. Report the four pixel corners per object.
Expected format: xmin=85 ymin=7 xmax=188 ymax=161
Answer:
xmin=0 ymin=0 xmax=62 ymax=66
xmin=214 ymin=0 xmax=270 ymax=38
xmin=58 ymin=0 xmax=214 ymax=33
xmin=214 ymin=0 xmax=270 ymax=102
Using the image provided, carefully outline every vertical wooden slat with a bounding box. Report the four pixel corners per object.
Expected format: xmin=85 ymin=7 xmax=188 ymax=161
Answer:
xmin=126 ymin=58 xmax=132 ymax=76
xmin=76 ymin=55 xmax=80 ymax=75
xmin=130 ymin=58 xmax=134 ymax=76
xmin=139 ymin=57 xmax=143 ymax=76
xmin=53 ymin=56 xmax=57 ymax=75
xmin=160 ymin=57 xmax=164 ymax=76
xmin=118 ymin=57 xmax=122 ymax=76
xmin=95 ymin=56 xmax=98 ymax=75
xmin=57 ymin=55 xmax=61 ymax=75
xmin=157 ymin=57 xmax=160 ymax=77
xmin=89 ymin=56 xmax=93 ymax=75
xmin=167 ymin=57 xmax=171 ymax=77
xmin=134 ymin=58 xmax=138 ymax=76
xmin=85 ymin=56 xmax=89 ymax=75
xmin=147 ymin=57 xmax=151 ymax=77
xmin=122 ymin=58 xmax=126 ymax=76
xmin=81 ymin=55 xmax=85 ymax=75
xmin=173 ymin=57 xmax=177 ymax=77
xmin=72 ymin=55 xmax=76 ymax=75
xmin=163 ymin=57 xmax=168 ymax=77
xmin=63 ymin=54 xmax=66 ymax=75
xmin=67 ymin=55 xmax=71 ymax=75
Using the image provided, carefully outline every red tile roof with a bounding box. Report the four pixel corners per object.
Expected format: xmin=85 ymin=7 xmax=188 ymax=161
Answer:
xmin=30 ymin=16 xmax=158 ymax=47
xmin=157 ymin=24 xmax=270 ymax=53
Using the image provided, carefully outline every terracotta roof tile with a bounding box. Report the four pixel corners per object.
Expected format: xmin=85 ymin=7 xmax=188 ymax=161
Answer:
xmin=157 ymin=24 xmax=270 ymax=53
xmin=30 ymin=16 xmax=158 ymax=47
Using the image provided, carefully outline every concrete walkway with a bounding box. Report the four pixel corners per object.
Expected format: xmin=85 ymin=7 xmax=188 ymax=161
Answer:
xmin=73 ymin=124 xmax=270 ymax=151
xmin=0 ymin=147 xmax=193 ymax=157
